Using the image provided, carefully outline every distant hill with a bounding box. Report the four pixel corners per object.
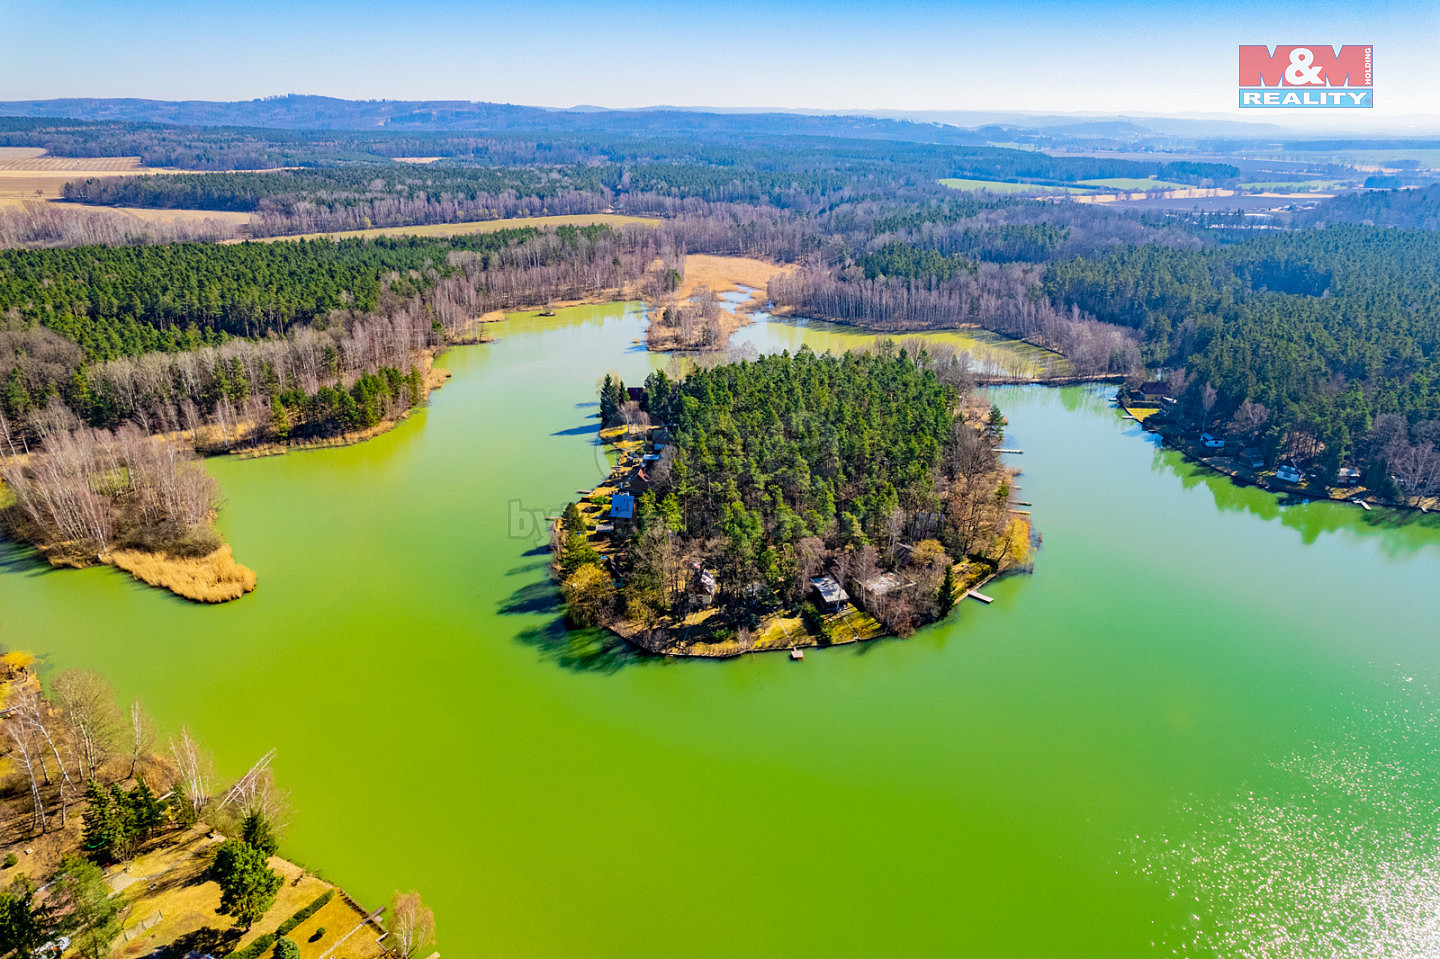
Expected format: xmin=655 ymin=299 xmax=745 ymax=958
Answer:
xmin=0 ymin=95 xmax=999 ymax=146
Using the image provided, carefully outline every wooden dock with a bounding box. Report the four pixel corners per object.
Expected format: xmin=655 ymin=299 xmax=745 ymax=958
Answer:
xmin=994 ymin=448 xmax=1024 ymax=454
xmin=967 ymin=590 xmax=994 ymax=604
xmin=790 ymin=648 xmax=805 ymax=661
xmin=1352 ymin=499 xmax=1372 ymax=511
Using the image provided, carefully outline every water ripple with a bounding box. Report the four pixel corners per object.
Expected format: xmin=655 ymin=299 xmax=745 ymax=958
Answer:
xmin=1132 ymin=676 xmax=1440 ymax=958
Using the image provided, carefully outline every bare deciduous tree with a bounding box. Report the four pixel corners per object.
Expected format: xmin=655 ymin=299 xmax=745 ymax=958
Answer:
xmin=5 ymin=724 xmax=46 ymax=834
xmin=386 ymin=890 xmax=436 ymax=959
xmin=49 ymin=669 xmax=121 ymax=782
xmin=170 ymin=728 xmax=213 ymax=820
xmin=129 ymin=699 xmax=155 ymax=779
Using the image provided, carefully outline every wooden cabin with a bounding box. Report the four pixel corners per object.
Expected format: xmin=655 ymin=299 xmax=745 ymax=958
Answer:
xmin=810 ymin=576 xmax=849 ymax=613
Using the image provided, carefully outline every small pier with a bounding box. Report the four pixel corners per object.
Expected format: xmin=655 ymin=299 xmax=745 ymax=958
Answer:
xmin=1352 ymin=499 xmax=1371 ymax=511
xmin=790 ymin=648 xmax=805 ymax=661
xmin=967 ymin=590 xmax=994 ymax=604
xmin=994 ymin=448 xmax=1024 ymax=454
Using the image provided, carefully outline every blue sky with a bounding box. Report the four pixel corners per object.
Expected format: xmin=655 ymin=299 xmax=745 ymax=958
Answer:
xmin=3 ymin=0 xmax=1437 ymax=126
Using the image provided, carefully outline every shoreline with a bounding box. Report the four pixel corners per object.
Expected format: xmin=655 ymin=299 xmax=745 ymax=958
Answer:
xmin=611 ymin=565 xmax=1013 ymax=659
xmin=556 ymin=419 xmax=1030 ymax=660
xmin=1118 ymin=395 xmax=1438 ymax=518
xmin=763 ymin=306 xmax=1075 ymax=377
xmin=0 ymin=526 xmax=258 ymax=604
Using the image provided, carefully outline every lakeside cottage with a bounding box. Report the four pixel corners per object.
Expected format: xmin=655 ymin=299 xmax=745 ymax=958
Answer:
xmin=687 ymin=565 xmax=718 ymax=608
xmin=609 ymin=492 xmax=636 ymax=530
xmin=810 ymin=576 xmax=849 ymax=613
xmin=1241 ymin=448 xmax=1265 ymax=469
xmin=1138 ymin=381 xmax=1171 ymax=400
xmin=1201 ymin=432 xmax=1225 ymax=449
xmin=1275 ymin=464 xmax=1304 ymax=484
xmin=1338 ymin=466 xmax=1362 ymax=486
xmin=857 ymin=572 xmax=915 ymax=608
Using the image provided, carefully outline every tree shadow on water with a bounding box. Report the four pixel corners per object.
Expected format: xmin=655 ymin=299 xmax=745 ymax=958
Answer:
xmin=514 ymin=615 xmax=649 ymax=673
xmin=0 ymin=541 xmax=60 ymax=578
xmin=499 ymin=579 xmax=563 ymax=616
xmin=552 ymin=423 xmax=600 ymax=437
xmin=499 ymin=579 xmax=649 ymax=673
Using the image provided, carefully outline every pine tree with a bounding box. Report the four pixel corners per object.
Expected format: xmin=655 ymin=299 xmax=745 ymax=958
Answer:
xmin=241 ymin=811 xmax=279 ymax=857
xmin=81 ymin=781 xmax=127 ymax=864
xmin=169 ymin=781 xmax=198 ymax=828
xmin=987 ymin=403 xmax=1005 ymax=437
xmin=599 ymin=374 xmax=620 ymax=424
xmin=210 ymin=839 xmax=281 ymax=931
xmin=938 ymin=563 xmax=956 ymax=618
xmin=52 ymin=856 xmax=122 ymax=959
xmin=127 ymin=777 xmax=164 ymax=841
xmin=0 ymin=876 xmax=52 ymax=957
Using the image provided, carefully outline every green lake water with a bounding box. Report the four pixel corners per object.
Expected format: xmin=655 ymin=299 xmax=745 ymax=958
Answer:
xmin=4 ymin=302 xmax=1440 ymax=958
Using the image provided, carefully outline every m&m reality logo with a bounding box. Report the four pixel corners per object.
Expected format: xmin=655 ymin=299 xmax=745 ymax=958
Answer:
xmin=1238 ymin=45 xmax=1372 ymax=108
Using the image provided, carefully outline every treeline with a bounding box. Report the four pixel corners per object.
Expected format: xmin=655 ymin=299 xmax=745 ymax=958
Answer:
xmin=0 ymin=223 xmax=684 ymax=451
xmin=946 ymin=155 xmax=1237 ymax=186
xmin=768 ymin=260 xmax=1140 ymax=375
xmin=1044 ymin=225 xmax=1440 ymax=480
xmin=62 ymin=164 xmax=618 ymax=211
xmin=0 ymin=201 xmax=240 ymax=248
xmin=0 ymin=422 xmax=222 ymax=563
xmin=62 ymin=164 xmax=615 ymax=236
xmin=3 ymin=113 xmax=1236 ymax=189
xmin=0 ymin=228 xmax=538 ymax=360
xmin=1294 ymin=184 xmax=1440 ymax=229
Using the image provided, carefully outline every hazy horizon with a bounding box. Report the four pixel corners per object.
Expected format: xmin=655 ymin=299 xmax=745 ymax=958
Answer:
xmin=4 ymin=0 xmax=1438 ymax=134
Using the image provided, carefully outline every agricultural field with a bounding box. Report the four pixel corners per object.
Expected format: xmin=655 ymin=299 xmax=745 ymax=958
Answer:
xmin=939 ymin=178 xmax=1086 ymax=194
xmin=1075 ymin=177 xmax=1194 ymax=191
xmin=0 ymin=149 xmax=224 ymax=200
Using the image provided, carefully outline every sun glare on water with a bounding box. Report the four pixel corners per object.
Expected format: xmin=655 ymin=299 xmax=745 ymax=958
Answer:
xmin=1134 ymin=677 xmax=1440 ymax=959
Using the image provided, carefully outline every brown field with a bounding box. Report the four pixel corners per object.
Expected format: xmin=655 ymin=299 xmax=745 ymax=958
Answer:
xmin=253 ymin=212 xmax=658 ymax=243
xmin=0 ymin=197 xmax=252 ymax=224
xmin=89 ymin=205 xmax=251 ymax=227
xmin=0 ymin=155 xmax=143 ymax=172
xmin=671 ymin=253 xmax=796 ymax=299
xmin=0 ymin=151 xmax=277 ymax=200
xmin=0 ymin=147 xmax=48 ymax=162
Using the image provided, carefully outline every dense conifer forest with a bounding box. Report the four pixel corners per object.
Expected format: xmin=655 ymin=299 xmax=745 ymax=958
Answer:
xmin=560 ymin=346 xmax=1027 ymax=640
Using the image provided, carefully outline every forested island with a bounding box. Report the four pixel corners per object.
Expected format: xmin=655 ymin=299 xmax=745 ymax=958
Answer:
xmin=555 ymin=345 xmax=1032 ymax=655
